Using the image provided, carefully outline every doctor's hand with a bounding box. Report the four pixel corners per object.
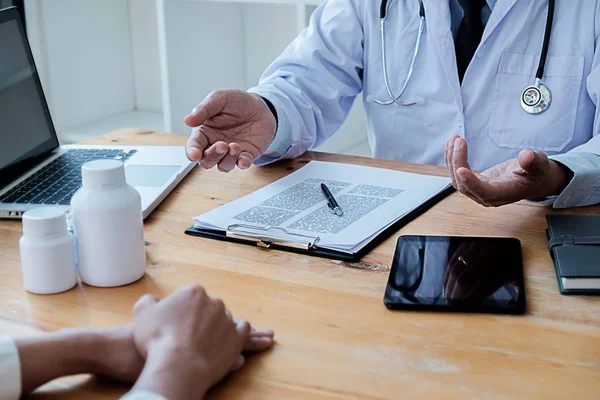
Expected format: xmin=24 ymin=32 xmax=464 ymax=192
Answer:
xmin=184 ymin=90 xmax=277 ymax=172
xmin=444 ymin=135 xmax=573 ymax=207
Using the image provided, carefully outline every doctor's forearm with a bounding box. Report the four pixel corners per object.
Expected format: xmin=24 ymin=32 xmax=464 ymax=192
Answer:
xmin=545 ymin=159 xmax=574 ymax=196
xmin=550 ymin=152 xmax=600 ymax=208
xmin=249 ymin=89 xmax=296 ymax=165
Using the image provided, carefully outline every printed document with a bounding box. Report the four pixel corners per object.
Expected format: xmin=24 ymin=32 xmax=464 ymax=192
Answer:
xmin=193 ymin=161 xmax=451 ymax=254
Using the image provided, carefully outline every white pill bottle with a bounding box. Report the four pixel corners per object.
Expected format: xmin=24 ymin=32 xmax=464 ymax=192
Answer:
xmin=19 ymin=207 xmax=78 ymax=294
xmin=71 ymin=160 xmax=146 ymax=287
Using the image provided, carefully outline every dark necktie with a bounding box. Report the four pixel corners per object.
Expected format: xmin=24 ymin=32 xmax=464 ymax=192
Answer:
xmin=455 ymin=0 xmax=486 ymax=83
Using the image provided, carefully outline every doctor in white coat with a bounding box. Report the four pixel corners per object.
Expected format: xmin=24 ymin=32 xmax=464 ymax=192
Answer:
xmin=184 ymin=0 xmax=600 ymax=209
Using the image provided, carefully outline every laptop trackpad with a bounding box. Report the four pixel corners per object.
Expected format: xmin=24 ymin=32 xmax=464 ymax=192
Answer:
xmin=125 ymin=165 xmax=181 ymax=187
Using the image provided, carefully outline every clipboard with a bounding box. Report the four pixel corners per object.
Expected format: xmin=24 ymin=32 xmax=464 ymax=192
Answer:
xmin=185 ymin=185 xmax=455 ymax=262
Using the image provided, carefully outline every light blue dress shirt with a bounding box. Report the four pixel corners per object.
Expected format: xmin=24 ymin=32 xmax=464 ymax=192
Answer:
xmin=249 ymin=0 xmax=600 ymax=209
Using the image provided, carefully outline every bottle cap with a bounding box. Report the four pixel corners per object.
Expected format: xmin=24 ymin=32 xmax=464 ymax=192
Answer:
xmin=22 ymin=207 xmax=69 ymax=238
xmin=82 ymin=160 xmax=126 ymax=190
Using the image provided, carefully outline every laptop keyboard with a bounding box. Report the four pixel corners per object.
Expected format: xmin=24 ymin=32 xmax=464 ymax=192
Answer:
xmin=0 ymin=149 xmax=137 ymax=206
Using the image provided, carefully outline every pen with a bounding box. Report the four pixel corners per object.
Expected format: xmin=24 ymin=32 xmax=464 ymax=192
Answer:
xmin=320 ymin=183 xmax=343 ymax=217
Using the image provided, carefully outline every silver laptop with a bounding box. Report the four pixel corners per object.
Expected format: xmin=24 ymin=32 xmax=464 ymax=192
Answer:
xmin=0 ymin=7 xmax=195 ymax=219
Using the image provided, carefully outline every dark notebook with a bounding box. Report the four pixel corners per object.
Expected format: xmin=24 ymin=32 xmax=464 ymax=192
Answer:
xmin=546 ymin=214 xmax=600 ymax=295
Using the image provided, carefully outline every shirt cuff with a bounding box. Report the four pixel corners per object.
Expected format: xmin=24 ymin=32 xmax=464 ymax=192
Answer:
xmin=247 ymin=87 xmax=293 ymax=165
xmin=121 ymin=390 xmax=167 ymax=400
xmin=0 ymin=337 xmax=21 ymax=400
xmin=550 ymin=152 xmax=600 ymax=208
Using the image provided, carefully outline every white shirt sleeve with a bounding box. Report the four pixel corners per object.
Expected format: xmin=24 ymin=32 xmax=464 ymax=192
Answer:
xmin=253 ymin=103 xmax=293 ymax=166
xmin=121 ymin=391 xmax=167 ymax=400
xmin=550 ymin=153 xmax=600 ymax=208
xmin=247 ymin=0 xmax=365 ymax=164
xmin=0 ymin=337 xmax=21 ymax=400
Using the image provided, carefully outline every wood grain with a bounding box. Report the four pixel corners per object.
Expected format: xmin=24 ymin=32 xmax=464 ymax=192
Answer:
xmin=1 ymin=128 xmax=599 ymax=399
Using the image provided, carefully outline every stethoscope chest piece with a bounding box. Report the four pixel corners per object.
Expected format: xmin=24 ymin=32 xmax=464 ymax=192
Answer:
xmin=521 ymin=82 xmax=551 ymax=114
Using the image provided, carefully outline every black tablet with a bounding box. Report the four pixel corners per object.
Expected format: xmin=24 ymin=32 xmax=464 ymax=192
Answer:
xmin=384 ymin=235 xmax=526 ymax=314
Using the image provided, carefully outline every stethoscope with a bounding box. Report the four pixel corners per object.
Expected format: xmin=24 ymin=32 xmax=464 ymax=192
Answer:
xmin=370 ymin=0 xmax=556 ymax=115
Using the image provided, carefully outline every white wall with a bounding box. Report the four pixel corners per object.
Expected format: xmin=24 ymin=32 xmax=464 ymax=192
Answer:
xmin=22 ymin=0 xmax=370 ymax=155
xmin=158 ymin=0 xmax=246 ymax=134
xmin=128 ymin=0 xmax=162 ymax=112
xmin=23 ymin=0 xmax=50 ymax=108
xmin=29 ymin=0 xmax=135 ymax=131
xmin=242 ymin=3 xmax=298 ymax=86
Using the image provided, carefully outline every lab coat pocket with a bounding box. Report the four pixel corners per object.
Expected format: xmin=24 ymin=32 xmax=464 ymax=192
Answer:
xmin=489 ymin=52 xmax=584 ymax=152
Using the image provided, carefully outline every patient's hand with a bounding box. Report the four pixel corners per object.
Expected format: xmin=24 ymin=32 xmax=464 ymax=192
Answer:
xmin=131 ymin=285 xmax=274 ymax=400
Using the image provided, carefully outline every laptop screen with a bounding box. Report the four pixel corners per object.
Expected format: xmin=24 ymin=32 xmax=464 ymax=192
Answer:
xmin=0 ymin=8 xmax=58 ymax=186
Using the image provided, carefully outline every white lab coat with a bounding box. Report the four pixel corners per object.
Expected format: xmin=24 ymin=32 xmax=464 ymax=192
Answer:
xmin=250 ymin=0 xmax=600 ymax=208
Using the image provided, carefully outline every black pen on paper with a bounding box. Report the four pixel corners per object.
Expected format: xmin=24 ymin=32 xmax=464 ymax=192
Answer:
xmin=320 ymin=183 xmax=344 ymax=217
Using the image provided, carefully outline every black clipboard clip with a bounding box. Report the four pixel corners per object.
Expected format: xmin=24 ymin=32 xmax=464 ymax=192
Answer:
xmin=226 ymin=224 xmax=320 ymax=250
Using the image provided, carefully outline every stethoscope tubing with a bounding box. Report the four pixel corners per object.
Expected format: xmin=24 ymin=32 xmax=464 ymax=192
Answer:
xmin=536 ymin=0 xmax=555 ymax=80
xmin=375 ymin=0 xmax=556 ymax=114
xmin=376 ymin=9 xmax=424 ymax=106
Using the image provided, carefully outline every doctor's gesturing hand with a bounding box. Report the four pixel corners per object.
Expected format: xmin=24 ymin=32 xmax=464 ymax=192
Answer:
xmin=184 ymin=90 xmax=277 ymax=172
xmin=445 ymin=134 xmax=573 ymax=207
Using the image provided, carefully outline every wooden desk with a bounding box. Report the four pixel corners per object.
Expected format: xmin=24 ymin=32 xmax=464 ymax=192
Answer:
xmin=1 ymin=129 xmax=599 ymax=399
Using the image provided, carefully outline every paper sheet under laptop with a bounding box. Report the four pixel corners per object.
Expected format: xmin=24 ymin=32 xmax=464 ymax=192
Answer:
xmin=193 ymin=161 xmax=451 ymax=254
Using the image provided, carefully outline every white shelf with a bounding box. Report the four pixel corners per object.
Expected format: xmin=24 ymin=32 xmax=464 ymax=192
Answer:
xmin=58 ymin=110 xmax=164 ymax=144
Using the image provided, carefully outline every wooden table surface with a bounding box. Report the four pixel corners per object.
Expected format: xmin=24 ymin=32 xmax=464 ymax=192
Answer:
xmin=1 ymin=129 xmax=600 ymax=399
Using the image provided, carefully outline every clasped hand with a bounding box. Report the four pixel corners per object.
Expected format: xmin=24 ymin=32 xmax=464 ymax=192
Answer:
xmin=127 ymin=285 xmax=275 ymax=399
xmin=15 ymin=285 xmax=274 ymax=400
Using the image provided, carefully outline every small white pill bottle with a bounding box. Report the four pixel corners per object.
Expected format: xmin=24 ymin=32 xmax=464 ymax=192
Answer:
xmin=19 ymin=207 xmax=77 ymax=294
